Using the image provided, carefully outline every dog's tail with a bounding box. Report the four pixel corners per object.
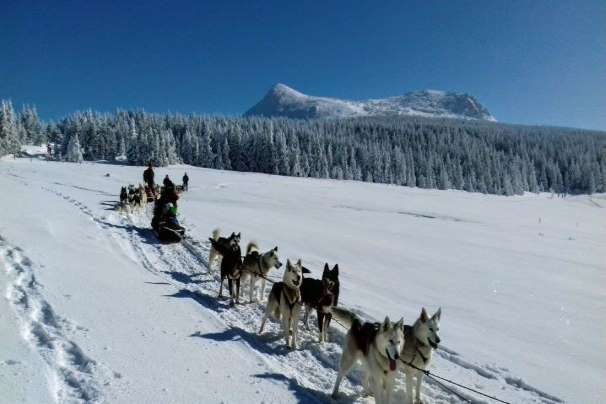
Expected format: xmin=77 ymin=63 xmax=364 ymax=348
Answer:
xmin=246 ymin=241 xmax=258 ymax=255
xmin=211 ymin=228 xmax=220 ymax=241
xmin=330 ymin=306 xmax=360 ymax=330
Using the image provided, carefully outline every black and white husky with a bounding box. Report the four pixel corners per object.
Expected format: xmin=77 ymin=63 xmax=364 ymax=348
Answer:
xmin=300 ymin=263 xmax=340 ymax=343
xmin=241 ymin=242 xmax=283 ymax=303
xmin=331 ymin=307 xmax=405 ymax=404
xmin=119 ymin=186 xmax=128 ymax=211
xmin=208 ymin=229 xmax=241 ymax=271
xmin=399 ymin=307 xmax=441 ymax=404
xmin=259 ymin=259 xmax=304 ymax=349
xmin=208 ymin=231 xmax=242 ymax=304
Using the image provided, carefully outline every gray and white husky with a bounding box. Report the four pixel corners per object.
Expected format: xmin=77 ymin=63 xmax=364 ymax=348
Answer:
xmin=331 ymin=307 xmax=405 ymax=404
xmin=259 ymin=259 xmax=304 ymax=349
xmin=399 ymin=307 xmax=441 ymax=404
xmin=241 ymin=242 xmax=283 ymax=303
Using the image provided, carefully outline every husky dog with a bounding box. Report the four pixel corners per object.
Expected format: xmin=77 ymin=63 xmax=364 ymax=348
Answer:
xmin=208 ymin=229 xmax=241 ymax=271
xmin=400 ymin=307 xmax=441 ymax=404
xmin=119 ymin=186 xmax=129 ymax=212
xmin=241 ymin=242 xmax=283 ymax=303
xmin=208 ymin=232 xmax=242 ymax=304
xmin=137 ymin=184 xmax=146 ymax=205
xmin=127 ymin=184 xmax=136 ymax=204
xmin=300 ymin=263 xmax=340 ymax=342
xmin=129 ymin=184 xmax=144 ymax=212
xmin=259 ymin=259 xmax=304 ymax=349
xmin=331 ymin=307 xmax=404 ymax=404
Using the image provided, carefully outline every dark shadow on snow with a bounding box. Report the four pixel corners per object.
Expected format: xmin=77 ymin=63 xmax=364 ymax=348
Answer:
xmin=161 ymin=271 xmax=211 ymax=285
xmin=253 ymin=372 xmax=329 ymax=403
xmin=165 ymin=289 xmax=228 ymax=313
xmin=190 ymin=327 xmax=288 ymax=356
xmin=101 ymin=200 xmax=120 ymax=210
xmin=97 ymin=221 xmax=158 ymax=245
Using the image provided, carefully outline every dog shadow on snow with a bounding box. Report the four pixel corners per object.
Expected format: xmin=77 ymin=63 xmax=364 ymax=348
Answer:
xmin=254 ymin=372 xmax=334 ymax=403
xmin=254 ymin=372 xmax=364 ymax=403
xmin=97 ymin=219 xmax=157 ymax=245
xmin=165 ymin=288 xmax=233 ymax=313
xmin=101 ymin=201 xmax=119 ymax=210
xmin=190 ymin=328 xmax=365 ymax=402
xmin=161 ymin=271 xmax=212 ymax=285
xmin=190 ymin=327 xmax=288 ymax=356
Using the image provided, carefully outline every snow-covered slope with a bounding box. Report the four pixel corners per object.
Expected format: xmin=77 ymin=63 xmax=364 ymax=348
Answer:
xmin=244 ymin=84 xmax=496 ymax=121
xmin=1 ymin=158 xmax=603 ymax=403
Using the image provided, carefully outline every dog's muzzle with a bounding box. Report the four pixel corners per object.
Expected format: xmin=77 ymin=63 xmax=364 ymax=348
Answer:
xmin=429 ymin=338 xmax=439 ymax=349
xmin=385 ymin=349 xmax=399 ymax=371
xmin=276 ymin=261 xmax=283 ymax=268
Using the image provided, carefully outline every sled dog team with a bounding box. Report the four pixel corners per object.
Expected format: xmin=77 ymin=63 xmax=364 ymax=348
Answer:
xmin=118 ymin=184 xmax=146 ymax=213
xmin=209 ymin=229 xmax=442 ymax=404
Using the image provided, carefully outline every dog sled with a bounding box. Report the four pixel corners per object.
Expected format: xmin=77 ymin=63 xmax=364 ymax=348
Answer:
xmin=151 ymin=187 xmax=184 ymax=243
xmin=151 ymin=211 xmax=185 ymax=243
xmin=153 ymin=222 xmax=185 ymax=243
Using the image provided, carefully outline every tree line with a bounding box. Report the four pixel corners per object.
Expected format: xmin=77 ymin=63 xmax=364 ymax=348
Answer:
xmin=1 ymin=99 xmax=605 ymax=195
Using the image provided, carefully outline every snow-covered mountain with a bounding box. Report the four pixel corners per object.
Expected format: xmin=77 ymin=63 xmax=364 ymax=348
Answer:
xmin=244 ymin=83 xmax=496 ymax=121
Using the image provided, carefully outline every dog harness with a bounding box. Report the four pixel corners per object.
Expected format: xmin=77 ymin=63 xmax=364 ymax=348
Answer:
xmin=273 ymin=282 xmax=300 ymax=310
xmin=404 ymin=325 xmax=429 ymax=365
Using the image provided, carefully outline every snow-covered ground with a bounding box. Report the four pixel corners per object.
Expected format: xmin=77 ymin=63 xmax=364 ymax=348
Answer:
xmin=0 ymin=158 xmax=604 ymax=403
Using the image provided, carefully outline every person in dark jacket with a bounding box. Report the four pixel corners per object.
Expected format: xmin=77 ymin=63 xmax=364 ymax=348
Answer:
xmin=163 ymin=175 xmax=174 ymax=188
xmin=143 ymin=163 xmax=155 ymax=194
xmin=182 ymin=173 xmax=189 ymax=191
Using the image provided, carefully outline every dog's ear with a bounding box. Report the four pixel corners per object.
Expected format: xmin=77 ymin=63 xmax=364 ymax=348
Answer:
xmin=420 ymin=308 xmax=429 ymax=323
xmin=273 ymin=246 xmax=278 ymax=252
xmin=230 ymin=232 xmax=235 ymax=238
xmin=383 ymin=316 xmax=391 ymax=331
xmin=286 ymin=259 xmax=292 ymax=268
xmin=302 ymin=266 xmax=311 ymax=274
xmin=323 ymin=263 xmax=329 ymax=274
xmin=236 ymin=232 xmax=241 ymax=238
xmin=332 ymin=264 xmax=339 ymax=276
xmin=432 ymin=307 xmax=442 ymax=322
xmin=296 ymin=258 xmax=302 ymax=267
xmin=395 ymin=317 xmax=405 ymax=331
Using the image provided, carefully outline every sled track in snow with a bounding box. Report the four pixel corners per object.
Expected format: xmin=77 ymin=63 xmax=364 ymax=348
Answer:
xmin=37 ymin=182 xmax=564 ymax=404
xmin=0 ymin=236 xmax=106 ymax=404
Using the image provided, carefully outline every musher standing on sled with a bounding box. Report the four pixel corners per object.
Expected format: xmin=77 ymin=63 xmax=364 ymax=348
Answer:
xmin=143 ymin=162 xmax=155 ymax=195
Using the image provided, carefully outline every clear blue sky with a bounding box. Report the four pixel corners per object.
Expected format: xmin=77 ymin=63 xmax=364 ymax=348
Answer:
xmin=1 ymin=0 xmax=605 ymax=130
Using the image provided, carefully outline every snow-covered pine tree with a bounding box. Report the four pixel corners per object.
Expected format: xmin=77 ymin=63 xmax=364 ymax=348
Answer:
xmin=66 ymin=133 xmax=84 ymax=163
xmin=222 ymin=137 xmax=232 ymax=170
xmin=0 ymin=100 xmax=20 ymax=156
xmin=21 ymin=105 xmax=43 ymax=144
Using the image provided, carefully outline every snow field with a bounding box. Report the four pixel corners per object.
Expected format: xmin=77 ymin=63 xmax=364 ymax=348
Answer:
xmin=1 ymin=158 xmax=604 ymax=403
